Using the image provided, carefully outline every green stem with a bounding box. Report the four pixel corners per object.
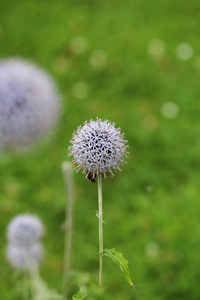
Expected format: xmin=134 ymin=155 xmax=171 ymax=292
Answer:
xmin=97 ymin=175 xmax=103 ymax=288
xmin=22 ymin=268 xmax=29 ymax=300
xmin=62 ymin=161 xmax=75 ymax=300
xmin=23 ymin=248 xmax=30 ymax=300
xmin=29 ymin=264 xmax=39 ymax=298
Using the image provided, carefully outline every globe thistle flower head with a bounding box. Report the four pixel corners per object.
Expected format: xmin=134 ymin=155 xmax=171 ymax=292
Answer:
xmin=7 ymin=214 xmax=44 ymax=247
xmin=69 ymin=118 xmax=128 ymax=179
xmin=6 ymin=242 xmax=44 ymax=270
xmin=0 ymin=58 xmax=60 ymax=151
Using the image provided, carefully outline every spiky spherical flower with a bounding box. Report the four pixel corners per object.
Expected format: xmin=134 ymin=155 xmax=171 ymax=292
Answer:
xmin=7 ymin=214 xmax=44 ymax=247
xmin=0 ymin=58 xmax=60 ymax=151
xmin=6 ymin=242 xmax=44 ymax=270
xmin=69 ymin=118 xmax=128 ymax=179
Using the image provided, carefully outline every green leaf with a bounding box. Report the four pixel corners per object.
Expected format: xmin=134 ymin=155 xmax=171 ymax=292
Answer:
xmin=72 ymin=287 xmax=87 ymax=300
xmin=102 ymin=248 xmax=136 ymax=288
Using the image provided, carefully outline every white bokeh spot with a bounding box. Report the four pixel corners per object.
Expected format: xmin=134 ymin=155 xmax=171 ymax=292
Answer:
xmin=161 ymin=102 xmax=179 ymax=119
xmin=175 ymin=43 xmax=194 ymax=60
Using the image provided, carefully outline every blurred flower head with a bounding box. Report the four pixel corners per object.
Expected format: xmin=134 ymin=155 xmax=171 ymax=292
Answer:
xmin=6 ymin=242 xmax=44 ymax=270
xmin=7 ymin=214 xmax=44 ymax=247
xmin=69 ymin=118 xmax=128 ymax=178
xmin=0 ymin=58 xmax=60 ymax=151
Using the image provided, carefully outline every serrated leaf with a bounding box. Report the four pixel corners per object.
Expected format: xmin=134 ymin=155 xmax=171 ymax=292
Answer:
xmin=102 ymin=248 xmax=135 ymax=288
xmin=72 ymin=287 xmax=87 ymax=300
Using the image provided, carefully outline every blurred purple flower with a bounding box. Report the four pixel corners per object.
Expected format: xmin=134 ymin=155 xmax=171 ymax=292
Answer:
xmin=0 ymin=58 xmax=60 ymax=150
xmin=7 ymin=214 xmax=44 ymax=247
xmin=6 ymin=242 xmax=44 ymax=270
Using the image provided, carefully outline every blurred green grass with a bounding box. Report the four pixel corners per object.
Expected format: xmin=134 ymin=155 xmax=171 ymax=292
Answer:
xmin=1 ymin=0 xmax=200 ymax=299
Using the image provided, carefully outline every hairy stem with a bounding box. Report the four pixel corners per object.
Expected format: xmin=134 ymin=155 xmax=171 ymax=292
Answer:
xmin=97 ymin=175 xmax=103 ymax=288
xmin=62 ymin=161 xmax=74 ymax=300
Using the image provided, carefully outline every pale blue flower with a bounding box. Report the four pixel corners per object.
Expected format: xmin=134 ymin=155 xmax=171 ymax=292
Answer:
xmin=6 ymin=242 xmax=44 ymax=270
xmin=0 ymin=58 xmax=60 ymax=150
xmin=7 ymin=214 xmax=44 ymax=247
xmin=69 ymin=118 xmax=128 ymax=178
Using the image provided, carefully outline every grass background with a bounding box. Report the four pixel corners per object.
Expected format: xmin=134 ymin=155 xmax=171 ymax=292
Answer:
xmin=0 ymin=0 xmax=200 ymax=299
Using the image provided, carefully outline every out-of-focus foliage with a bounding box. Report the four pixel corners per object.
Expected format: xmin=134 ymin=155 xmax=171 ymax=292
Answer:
xmin=0 ymin=0 xmax=200 ymax=299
